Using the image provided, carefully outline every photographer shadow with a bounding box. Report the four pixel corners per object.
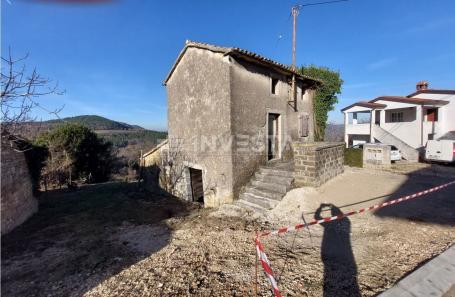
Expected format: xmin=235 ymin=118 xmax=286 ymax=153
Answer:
xmin=315 ymin=204 xmax=360 ymax=297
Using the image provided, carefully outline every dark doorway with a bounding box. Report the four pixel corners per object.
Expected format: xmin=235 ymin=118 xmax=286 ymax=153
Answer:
xmin=189 ymin=168 xmax=204 ymax=203
xmin=426 ymin=108 xmax=438 ymax=122
xmin=268 ymin=113 xmax=280 ymax=161
xmin=375 ymin=110 xmax=381 ymax=125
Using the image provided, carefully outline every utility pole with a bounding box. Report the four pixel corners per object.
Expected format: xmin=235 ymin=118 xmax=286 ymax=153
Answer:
xmin=291 ymin=5 xmax=299 ymax=111
xmin=292 ymin=6 xmax=299 ymax=71
xmin=288 ymin=0 xmax=348 ymax=111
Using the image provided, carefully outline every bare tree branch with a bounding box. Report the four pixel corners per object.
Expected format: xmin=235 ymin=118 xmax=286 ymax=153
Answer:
xmin=1 ymin=47 xmax=65 ymax=135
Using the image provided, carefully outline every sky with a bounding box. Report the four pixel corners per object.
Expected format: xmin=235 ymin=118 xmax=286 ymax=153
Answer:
xmin=2 ymin=0 xmax=455 ymax=131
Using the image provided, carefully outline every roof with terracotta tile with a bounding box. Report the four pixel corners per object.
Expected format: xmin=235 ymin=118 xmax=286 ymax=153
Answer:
xmin=371 ymin=96 xmax=449 ymax=105
xmin=341 ymin=101 xmax=387 ymax=112
xmin=163 ymin=40 xmax=322 ymax=86
xmin=407 ymin=89 xmax=455 ymax=98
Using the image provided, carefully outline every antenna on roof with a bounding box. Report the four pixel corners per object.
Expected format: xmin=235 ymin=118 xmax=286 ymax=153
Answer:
xmin=289 ymin=0 xmax=348 ymax=111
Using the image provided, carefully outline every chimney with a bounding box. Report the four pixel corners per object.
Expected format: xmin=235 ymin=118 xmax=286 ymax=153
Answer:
xmin=416 ymin=81 xmax=429 ymax=91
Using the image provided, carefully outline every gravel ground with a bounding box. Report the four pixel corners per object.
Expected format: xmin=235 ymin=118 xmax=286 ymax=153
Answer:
xmin=2 ymin=167 xmax=455 ymax=297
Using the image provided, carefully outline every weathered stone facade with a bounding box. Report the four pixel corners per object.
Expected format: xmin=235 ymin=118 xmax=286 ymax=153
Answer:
xmin=1 ymin=140 xmax=38 ymax=235
xmin=163 ymin=41 xmax=320 ymax=207
xmin=293 ymin=142 xmax=345 ymax=187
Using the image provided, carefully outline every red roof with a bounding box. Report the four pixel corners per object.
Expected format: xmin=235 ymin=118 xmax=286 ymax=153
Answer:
xmin=371 ymin=96 xmax=449 ymax=105
xmin=407 ymin=89 xmax=455 ymax=97
xmin=341 ymin=101 xmax=386 ymax=111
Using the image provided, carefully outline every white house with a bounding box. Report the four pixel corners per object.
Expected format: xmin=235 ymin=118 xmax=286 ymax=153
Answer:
xmin=341 ymin=81 xmax=455 ymax=161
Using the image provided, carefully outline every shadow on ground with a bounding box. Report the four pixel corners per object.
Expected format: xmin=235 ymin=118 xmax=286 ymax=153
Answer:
xmin=374 ymin=165 xmax=455 ymax=226
xmin=1 ymin=182 xmax=199 ymax=297
xmin=315 ymin=204 xmax=361 ymax=297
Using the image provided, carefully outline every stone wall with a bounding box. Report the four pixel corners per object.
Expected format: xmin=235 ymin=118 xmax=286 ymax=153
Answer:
xmin=229 ymin=57 xmax=316 ymax=199
xmin=293 ymin=142 xmax=344 ymax=187
xmin=1 ymin=140 xmax=38 ymax=235
xmin=166 ymin=47 xmax=234 ymax=207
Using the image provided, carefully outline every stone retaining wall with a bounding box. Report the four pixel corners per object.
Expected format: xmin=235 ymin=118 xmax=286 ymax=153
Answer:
xmin=293 ymin=142 xmax=345 ymax=187
xmin=1 ymin=140 xmax=37 ymax=235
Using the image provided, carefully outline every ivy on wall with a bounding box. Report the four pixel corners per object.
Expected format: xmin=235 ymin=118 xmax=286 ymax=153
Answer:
xmin=298 ymin=65 xmax=343 ymax=141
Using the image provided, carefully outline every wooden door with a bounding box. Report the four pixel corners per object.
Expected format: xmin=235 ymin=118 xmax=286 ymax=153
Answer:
xmin=268 ymin=113 xmax=280 ymax=160
xmin=189 ymin=168 xmax=203 ymax=203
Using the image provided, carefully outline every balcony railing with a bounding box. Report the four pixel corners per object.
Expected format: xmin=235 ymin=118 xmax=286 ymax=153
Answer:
xmin=345 ymin=123 xmax=370 ymax=135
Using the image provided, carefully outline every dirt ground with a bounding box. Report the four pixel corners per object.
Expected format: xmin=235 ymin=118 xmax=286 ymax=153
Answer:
xmin=2 ymin=166 xmax=455 ymax=297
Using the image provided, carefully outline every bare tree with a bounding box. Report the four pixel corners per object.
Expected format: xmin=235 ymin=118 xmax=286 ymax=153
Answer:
xmin=1 ymin=48 xmax=64 ymax=135
xmin=158 ymin=139 xmax=189 ymax=196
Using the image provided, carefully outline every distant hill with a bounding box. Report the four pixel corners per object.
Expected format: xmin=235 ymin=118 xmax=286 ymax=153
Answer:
xmin=324 ymin=123 xmax=344 ymax=142
xmin=46 ymin=115 xmax=145 ymax=131
xmin=18 ymin=115 xmax=152 ymax=138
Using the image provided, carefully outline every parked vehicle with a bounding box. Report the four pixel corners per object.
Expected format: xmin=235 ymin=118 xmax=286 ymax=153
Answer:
xmin=425 ymin=139 xmax=455 ymax=163
xmin=389 ymin=145 xmax=402 ymax=161
xmin=352 ymin=144 xmax=364 ymax=149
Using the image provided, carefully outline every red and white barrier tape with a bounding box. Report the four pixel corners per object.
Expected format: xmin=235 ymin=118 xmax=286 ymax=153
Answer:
xmin=255 ymin=237 xmax=282 ymax=297
xmin=259 ymin=180 xmax=455 ymax=237
xmin=255 ymin=180 xmax=455 ymax=296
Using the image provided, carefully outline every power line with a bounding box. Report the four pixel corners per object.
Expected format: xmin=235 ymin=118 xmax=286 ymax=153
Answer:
xmin=296 ymin=0 xmax=349 ymax=9
xmin=290 ymin=0 xmax=349 ymax=69
xmin=289 ymin=0 xmax=349 ymax=111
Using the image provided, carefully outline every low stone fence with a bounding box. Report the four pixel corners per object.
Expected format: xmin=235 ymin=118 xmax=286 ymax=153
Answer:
xmin=293 ymin=142 xmax=344 ymax=187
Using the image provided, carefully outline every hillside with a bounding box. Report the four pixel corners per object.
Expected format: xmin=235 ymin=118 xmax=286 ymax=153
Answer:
xmin=43 ymin=115 xmax=145 ymax=131
xmin=18 ymin=116 xmax=167 ymax=175
xmin=19 ymin=115 xmax=154 ymax=138
xmin=324 ymin=123 xmax=344 ymax=142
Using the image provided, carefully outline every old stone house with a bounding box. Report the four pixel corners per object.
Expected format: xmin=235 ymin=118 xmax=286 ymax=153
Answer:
xmin=160 ymin=40 xmax=330 ymax=208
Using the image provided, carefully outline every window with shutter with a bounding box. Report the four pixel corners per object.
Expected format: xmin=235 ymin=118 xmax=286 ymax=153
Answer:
xmin=299 ymin=114 xmax=309 ymax=137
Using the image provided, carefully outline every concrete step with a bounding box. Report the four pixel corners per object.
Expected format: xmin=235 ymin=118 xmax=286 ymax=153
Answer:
xmin=239 ymin=193 xmax=279 ymax=209
xmin=254 ymin=172 xmax=293 ymax=185
xmin=235 ymin=199 xmax=268 ymax=215
xmin=268 ymin=161 xmax=294 ymax=170
xmin=259 ymin=167 xmax=294 ymax=178
xmin=243 ymin=186 xmax=284 ymax=201
xmin=251 ymin=180 xmax=288 ymax=194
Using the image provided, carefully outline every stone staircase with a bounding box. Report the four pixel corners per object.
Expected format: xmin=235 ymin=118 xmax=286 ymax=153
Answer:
xmin=372 ymin=124 xmax=419 ymax=162
xmin=235 ymin=162 xmax=294 ymax=214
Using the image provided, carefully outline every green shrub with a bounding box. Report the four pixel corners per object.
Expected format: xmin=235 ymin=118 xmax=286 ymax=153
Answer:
xmin=298 ymin=65 xmax=343 ymax=141
xmin=36 ymin=123 xmax=115 ymax=185
xmin=344 ymin=148 xmax=363 ymax=167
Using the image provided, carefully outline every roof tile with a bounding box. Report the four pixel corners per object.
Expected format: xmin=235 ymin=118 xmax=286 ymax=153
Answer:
xmin=164 ymin=40 xmax=321 ymax=85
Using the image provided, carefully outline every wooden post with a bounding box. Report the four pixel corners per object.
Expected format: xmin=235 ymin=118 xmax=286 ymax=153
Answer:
xmin=254 ymin=231 xmax=258 ymax=296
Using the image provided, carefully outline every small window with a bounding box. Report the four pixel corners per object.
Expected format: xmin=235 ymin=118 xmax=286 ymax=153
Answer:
xmin=271 ymin=78 xmax=279 ymax=95
xmin=391 ymin=112 xmax=404 ymax=123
